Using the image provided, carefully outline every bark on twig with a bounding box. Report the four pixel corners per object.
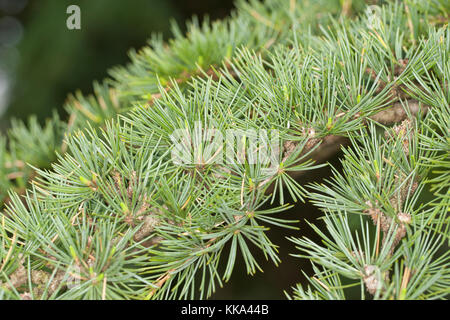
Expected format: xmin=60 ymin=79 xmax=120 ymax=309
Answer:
xmin=370 ymin=100 xmax=428 ymax=124
xmin=265 ymin=99 xmax=429 ymax=195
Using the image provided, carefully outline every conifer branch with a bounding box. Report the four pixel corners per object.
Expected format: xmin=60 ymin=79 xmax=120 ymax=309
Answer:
xmin=0 ymin=0 xmax=448 ymax=300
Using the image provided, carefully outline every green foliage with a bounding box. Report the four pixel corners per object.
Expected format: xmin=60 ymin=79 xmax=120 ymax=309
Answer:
xmin=0 ymin=0 xmax=448 ymax=300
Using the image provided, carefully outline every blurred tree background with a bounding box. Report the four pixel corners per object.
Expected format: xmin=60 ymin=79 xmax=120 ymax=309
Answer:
xmin=0 ymin=0 xmax=235 ymax=127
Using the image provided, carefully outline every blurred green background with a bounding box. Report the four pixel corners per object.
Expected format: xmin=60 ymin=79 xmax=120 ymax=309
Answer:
xmin=0 ymin=0 xmax=235 ymax=128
